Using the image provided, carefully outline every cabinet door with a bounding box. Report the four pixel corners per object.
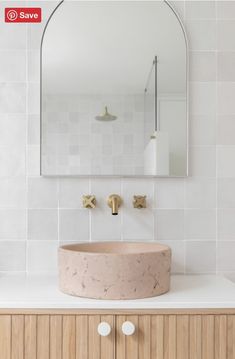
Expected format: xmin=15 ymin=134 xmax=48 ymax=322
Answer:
xmin=115 ymin=314 xmax=235 ymax=359
xmin=0 ymin=314 xmax=115 ymax=359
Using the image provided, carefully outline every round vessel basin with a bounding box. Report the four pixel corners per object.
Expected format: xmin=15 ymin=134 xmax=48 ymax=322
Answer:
xmin=58 ymin=241 xmax=171 ymax=300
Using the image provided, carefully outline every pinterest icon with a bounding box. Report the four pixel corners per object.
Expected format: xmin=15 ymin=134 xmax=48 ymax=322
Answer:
xmin=6 ymin=9 xmax=18 ymax=21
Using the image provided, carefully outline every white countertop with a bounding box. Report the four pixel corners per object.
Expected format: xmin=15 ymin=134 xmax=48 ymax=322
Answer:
xmin=0 ymin=274 xmax=235 ymax=309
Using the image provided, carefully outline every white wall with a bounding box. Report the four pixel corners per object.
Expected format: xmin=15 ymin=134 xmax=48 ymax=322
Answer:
xmin=0 ymin=0 xmax=235 ymax=280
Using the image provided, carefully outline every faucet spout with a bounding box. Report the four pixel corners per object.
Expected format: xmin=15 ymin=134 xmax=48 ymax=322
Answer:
xmin=107 ymin=194 xmax=122 ymax=215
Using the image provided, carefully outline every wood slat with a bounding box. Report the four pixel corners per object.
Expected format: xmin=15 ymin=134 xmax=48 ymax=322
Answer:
xmin=164 ymin=315 xmax=176 ymax=359
xmin=37 ymin=315 xmax=50 ymax=359
xmin=176 ymin=315 xmax=189 ymax=359
xmin=189 ymin=315 xmax=202 ymax=359
xmin=50 ymin=315 xmax=62 ymax=359
xmin=24 ymin=315 xmax=36 ymax=359
xmin=163 ymin=315 xmax=169 ymax=359
xmin=76 ymin=315 xmax=88 ymax=359
xmin=125 ymin=315 xmax=138 ymax=359
xmin=0 ymin=315 xmax=11 ymax=359
xmin=11 ymin=315 xmax=24 ymax=359
xmin=101 ymin=315 xmax=115 ymax=359
xmin=63 ymin=315 xmax=76 ymax=359
xmin=139 ymin=316 xmax=151 ymax=359
xmin=215 ymin=315 xmax=227 ymax=359
xmin=227 ymin=315 xmax=235 ymax=359
xmin=116 ymin=315 xmax=126 ymax=359
xmin=88 ymin=315 xmax=101 ymax=359
xmin=202 ymin=315 xmax=214 ymax=359
xmin=151 ymin=315 xmax=164 ymax=359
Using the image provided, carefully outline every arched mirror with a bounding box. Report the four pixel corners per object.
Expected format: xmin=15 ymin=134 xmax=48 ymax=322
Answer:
xmin=41 ymin=1 xmax=188 ymax=177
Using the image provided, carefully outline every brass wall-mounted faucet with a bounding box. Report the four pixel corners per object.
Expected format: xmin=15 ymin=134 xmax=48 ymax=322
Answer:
xmin=107 ymin=194 xmax=122 ymax=215
xmin=82 ymin=194 xmax=147 ymax=212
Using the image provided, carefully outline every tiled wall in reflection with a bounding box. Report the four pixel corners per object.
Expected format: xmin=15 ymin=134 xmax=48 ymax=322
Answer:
xmin=42 ymin=94 xmax=146 ymax=175
xmin=0 ymin=1 xmax=235 ymax=281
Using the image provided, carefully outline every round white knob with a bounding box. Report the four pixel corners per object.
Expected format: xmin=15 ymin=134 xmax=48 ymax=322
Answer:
xmin=97 ymin=322 xmax=111 ymax=337
xmin=122 ymin=321 xmax=136 ymax=336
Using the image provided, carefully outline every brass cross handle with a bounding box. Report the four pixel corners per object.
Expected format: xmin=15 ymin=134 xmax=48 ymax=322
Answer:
xmin=82 ymin=195 xmax=97 ymax=209
xmin=133 ymin=195 xmax=147 ymax=209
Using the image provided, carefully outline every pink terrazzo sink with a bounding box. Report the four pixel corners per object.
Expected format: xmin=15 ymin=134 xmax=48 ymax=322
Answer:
xmin=58 ymin=241 xmax=171 ymax=300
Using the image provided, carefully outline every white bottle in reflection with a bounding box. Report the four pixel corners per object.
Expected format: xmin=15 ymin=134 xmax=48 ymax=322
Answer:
xmin=144 ymin=131 xmax=169 ymax=176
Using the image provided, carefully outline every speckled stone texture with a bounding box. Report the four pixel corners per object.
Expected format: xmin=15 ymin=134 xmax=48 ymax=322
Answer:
xmin=58 ymin=242 xmax=171 ymax=300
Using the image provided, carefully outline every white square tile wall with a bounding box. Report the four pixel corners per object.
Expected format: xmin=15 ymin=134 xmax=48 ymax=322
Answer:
xmin=0 ymin=0 xmax=234 ymax=279
xmin=42 ymin=94 xmax=146 ymax=175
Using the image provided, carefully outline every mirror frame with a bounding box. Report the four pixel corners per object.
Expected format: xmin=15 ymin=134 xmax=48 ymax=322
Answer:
xmin=40 ymin=0 xmax=189 ymax=178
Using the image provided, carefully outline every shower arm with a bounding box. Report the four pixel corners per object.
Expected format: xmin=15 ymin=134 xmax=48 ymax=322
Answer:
xmin=154 ymin=55 xmax=158 ymax=132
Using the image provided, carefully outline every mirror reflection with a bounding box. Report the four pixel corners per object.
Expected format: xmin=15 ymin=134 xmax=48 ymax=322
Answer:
xmin=41 ymin=1 xmax=187 ymax=176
